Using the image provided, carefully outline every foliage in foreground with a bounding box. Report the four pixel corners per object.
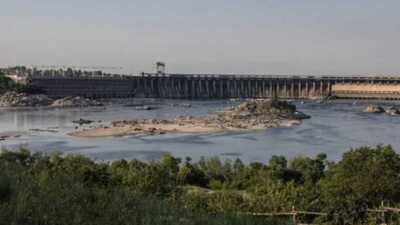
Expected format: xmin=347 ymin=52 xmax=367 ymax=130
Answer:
xmin=0 ymin=145 xmax=400 ymax=225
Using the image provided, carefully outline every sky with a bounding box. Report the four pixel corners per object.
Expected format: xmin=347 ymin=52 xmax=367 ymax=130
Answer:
xmin=1 ymin=0 xmax=400 ymax=75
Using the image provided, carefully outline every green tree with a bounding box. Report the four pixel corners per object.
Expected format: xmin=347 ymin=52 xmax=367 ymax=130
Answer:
xmin=177 ymin=157 xmax=207 ymax=186
xmin=289 ymin=153 xmax=326 ymax=183
xmin=320 ymin=145 xmax=400 ymax=225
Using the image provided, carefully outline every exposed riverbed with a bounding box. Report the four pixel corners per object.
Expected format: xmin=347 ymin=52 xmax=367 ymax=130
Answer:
xmin=1 ymin=99 xmax=400 ymax=163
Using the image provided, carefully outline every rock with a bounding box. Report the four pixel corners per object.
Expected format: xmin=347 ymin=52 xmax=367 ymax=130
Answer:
xmin=170 ymin=103 xmax=192 ymax=108
xmin=146 ymin=127 xmax=164 ymax=135
xmin=385 ymin=106 xmax=400 ymax=116
xmin=72 ymin=118 xmax=95 ymax=125
xmin=159 ymin=120 xmax=169 ymax=124
xmin=0 ymin=132 xmax=24 ymax=140
xmin=364 ymin=105 xmax=385 ymax=113
xmin=292 ymin=111 xmax=312 ymax=120
xmin=95 ymin=99 xmax=310 ymax=137
xmin=51 ymin=96 xmax=103 ymax=107
xmin=135 ymin=105 xmax=156 ymax=110
xmin=225 ymin=99 xmax=306 ymax=121
xmin=30 ymin=128 xmax=58 ymax=133
xmin=112 ymin=120 xmax=138 ymax=127
xmin=0 ymin=91 xmax=52 ymax=107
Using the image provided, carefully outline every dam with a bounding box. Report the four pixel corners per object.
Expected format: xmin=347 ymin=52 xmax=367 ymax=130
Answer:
xmin=26 ymin=72 xmax=400 ymax=100
xmin=3 ymin=67 xmax=400 ymax=100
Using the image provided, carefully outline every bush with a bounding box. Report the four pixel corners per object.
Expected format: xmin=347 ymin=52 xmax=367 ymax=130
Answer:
xmin=1 ymin=146 xmax=399 ymax=225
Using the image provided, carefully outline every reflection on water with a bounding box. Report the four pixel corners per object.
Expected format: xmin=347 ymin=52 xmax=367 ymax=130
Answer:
xmin=1 ymin=99 xmax=400 ymax=163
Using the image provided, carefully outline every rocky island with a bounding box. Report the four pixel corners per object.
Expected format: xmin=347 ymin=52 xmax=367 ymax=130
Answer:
xmin=363 ymin=104 xmax=400 ymax=116
xmin=70 ymin=99 xmax=310 ymax=137
xmin=0 ymin=91 xmax=103 ymax=108
xmin=0 ymin=91 xmax=53 ymax=107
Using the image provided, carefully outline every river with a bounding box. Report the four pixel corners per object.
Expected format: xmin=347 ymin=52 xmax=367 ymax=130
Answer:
xmin=0 ymin=99 xmax=399 ymax=163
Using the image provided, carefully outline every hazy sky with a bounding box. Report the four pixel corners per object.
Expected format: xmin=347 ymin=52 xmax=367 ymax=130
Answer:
xmin=1 ymin=0 xmax=400 ymax=75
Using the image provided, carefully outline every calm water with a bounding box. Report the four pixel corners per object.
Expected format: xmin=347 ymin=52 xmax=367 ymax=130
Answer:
xmin=1 ymin=99 xmax=400 ymax=163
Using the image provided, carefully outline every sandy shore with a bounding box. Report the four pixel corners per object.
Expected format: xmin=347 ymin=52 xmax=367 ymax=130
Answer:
xmin=69 ymin=119 xmax=302 ymax=138
xmin=69 ymin=123 xmax=224 ymax=137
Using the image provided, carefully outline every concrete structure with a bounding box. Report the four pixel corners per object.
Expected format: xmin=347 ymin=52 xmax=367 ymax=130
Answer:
xmin=26 ymin=72 xmax=400 ymax=100
xmin=155 ymin=62 xmax=166 ymax=75
xmin=332 ymin=83 xmax=400 ymax=100
xmin=28 ymin=73 xmax=140 ymax=98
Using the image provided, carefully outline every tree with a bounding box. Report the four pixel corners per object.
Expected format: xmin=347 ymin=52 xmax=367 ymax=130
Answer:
xmin=160 ymin=154 xmax=181 ymax=178
xmin=320 ymin=145 xmax=400 ymax=225
xmin=290 ymin=153 xmax=326 ymax=183
xmin=177 ymin=157 xmax=207 ymax=186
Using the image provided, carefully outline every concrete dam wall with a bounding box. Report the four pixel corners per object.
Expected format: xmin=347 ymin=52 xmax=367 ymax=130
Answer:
xmin=28 ymin=75 xmax=141 ymax=98
xmin=28 ymin=73 xmax=400 ymax=100
xmin=138 ymin=74 xmax=333 ymax=99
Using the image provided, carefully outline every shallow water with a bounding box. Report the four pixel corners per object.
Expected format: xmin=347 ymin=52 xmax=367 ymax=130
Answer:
xmin=0 ymin=99 xmax=400 ymax=163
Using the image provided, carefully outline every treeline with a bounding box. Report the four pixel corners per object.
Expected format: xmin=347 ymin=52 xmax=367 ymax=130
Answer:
xmin=0 ymin=71 xmax=42 ymax=94
xmin=1 ymin=146 xmax=400 ymax=225
xmin=0 ymin=72 xmax=19 ymax=94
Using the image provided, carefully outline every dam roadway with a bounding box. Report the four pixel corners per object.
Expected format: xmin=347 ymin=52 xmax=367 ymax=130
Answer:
xmin=27 ymin=72 xmax=400 ymax=100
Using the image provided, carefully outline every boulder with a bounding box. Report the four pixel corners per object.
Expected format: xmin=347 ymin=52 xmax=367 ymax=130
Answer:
xmin=292 ymin=111 xmax=312 ymax=120
xmin=72 ymin=118 xmax=95 ymax=125
xmin=385 ymin=106 xmax=400 ymax=116
xmin=135 ymin=105 xmax=156 ymax=110
xmin=363 ymin=105 xmax=385 ymax=113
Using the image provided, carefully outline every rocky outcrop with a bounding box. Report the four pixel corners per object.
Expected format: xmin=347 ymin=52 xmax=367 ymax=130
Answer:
xmin=363 ymin=105 xmax=385 ymax=113
xmin=71 ymin=99 xmax=310 ymax=137
xmin=134 ymin=105 xmax=158 ymax=110
xmin=0 ymin=131 xmax=24 ymax=141
xmin=363 ymin=105 xmax=400 ymax=116
xmin=385 ymin=106 xmax=400 ymax=116
xmin=200 ymin=99 xmax=310 ymax=130
xmin=72 ymin=118 xmax=95 ymax=125
xmin=0 ymin=92 xmax=104 ymax=108
xmin=222 ymin=99 xmax=304 ymax=119
xmin=51 ymin=96 xmax=103 ymax=107
xmin=0 ymin=91 xmax=52 ymax=107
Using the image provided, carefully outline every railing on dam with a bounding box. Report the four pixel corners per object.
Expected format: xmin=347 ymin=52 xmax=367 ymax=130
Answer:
xmin=27 ymin=72 xmax=400 ymax=99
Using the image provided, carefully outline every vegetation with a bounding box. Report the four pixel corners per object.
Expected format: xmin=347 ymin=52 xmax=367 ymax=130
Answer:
xmin=0 ymin=71 xmax=42 ymax=94
xmin=0 ymin=72 xmax=18 ymax=94
xmin=1 ymin=145 xmax=400 ymax=225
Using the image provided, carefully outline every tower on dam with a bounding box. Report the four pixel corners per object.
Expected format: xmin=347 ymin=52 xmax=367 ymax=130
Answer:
xmin=155 ymin=62 xmax=166 ymax=75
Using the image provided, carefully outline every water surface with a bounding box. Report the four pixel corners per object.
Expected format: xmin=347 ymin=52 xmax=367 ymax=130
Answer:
xmin=1 ymin=99 xmax=399 ymax=163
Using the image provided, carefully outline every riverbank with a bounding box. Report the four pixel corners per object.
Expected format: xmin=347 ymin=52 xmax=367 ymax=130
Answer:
xmin=70 ymin=99 xmax=310 ymax=137
xmin=0 ymin=91 xmax=103 ymax=107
